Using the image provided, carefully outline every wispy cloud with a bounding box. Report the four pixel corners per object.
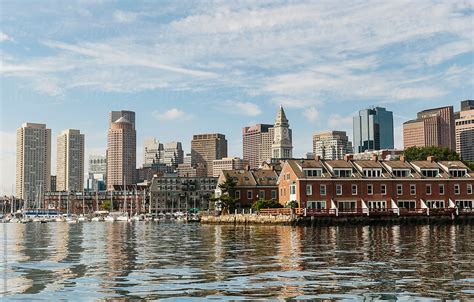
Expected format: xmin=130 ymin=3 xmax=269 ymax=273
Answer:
xmin=0 ymin=32 xmax=13 ymax=42
xmin=152 ymin=108 xmax=192 ymax=121
xmin=221 ymin=101 xmax=262 ymax=116
xmin=303 ymin=107 xmax=320 ymax=122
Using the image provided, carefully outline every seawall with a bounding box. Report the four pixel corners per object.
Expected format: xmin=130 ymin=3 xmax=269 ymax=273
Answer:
xmin=200 ymin=214 xmax=474 ymax=226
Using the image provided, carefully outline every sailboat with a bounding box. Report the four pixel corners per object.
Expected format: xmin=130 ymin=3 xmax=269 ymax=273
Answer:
xmin=91 ymin=191 xmax=106 ymax=222
xmin=65 ymin=192 xmax=77 ymax=223
xmin=105 ymin=190 xmax=116 ymax=222
xmin=131 ymin=187 xmax=143 ymax=221
xmin=77 ymin=191 xmax=87 ymax=222
xmin=116 ymin=186 xmax=129 ymax=222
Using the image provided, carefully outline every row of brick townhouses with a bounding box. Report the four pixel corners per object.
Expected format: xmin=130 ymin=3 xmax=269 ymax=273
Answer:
xmin=277 ymin=155 xmax=474 ymax=215
xmin=215 ymin=165 xmax=279 ymax=208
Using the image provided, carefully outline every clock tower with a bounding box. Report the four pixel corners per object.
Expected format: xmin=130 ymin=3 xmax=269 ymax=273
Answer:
xmin=271 ymin=106 xmax=293 ymax=159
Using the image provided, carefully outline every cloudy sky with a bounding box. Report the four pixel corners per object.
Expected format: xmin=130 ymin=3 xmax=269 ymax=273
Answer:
xmin=1 ymin=0 xmax=473 ymax=194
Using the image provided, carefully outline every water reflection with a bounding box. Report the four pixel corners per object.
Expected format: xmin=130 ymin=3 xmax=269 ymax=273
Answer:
xmin=1 ymin=223 xmax=473 ymax=300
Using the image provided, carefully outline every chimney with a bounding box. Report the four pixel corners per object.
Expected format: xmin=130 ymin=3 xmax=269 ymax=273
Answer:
xmin=315 ymin=155 xmax=321 ymax=161
xmin=245 ymin=165 xmax=251 ymax=171
xmin=427 ymin=156 xmax=435 ymax=162
xmin=344 ymin=154 xmax=353 ymax=161
xmin=372 ymin=155 xmax=378 ymax=161
xmin=400 ymin=155 xmax=406 ymax=162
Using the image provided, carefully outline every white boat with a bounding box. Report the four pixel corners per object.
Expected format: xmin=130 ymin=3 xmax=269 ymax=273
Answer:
xmin=105 ymin=215 xmax=116 ymax=222
xmin=77 ymin=215 xmax=88 ymax=222
xmin=116 ymin=213 xmax=129 ymax=221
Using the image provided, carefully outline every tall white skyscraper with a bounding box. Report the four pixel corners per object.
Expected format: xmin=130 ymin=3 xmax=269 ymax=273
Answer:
xmin=16 ymin=123 xmax=51 ymax=201
xmin=56 ymin=129 xmax=85 ymax=192
xmin=144 ymin=137 xmax=164 ymax=165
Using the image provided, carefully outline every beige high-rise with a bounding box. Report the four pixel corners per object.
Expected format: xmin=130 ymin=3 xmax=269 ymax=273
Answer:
xmin=212 ymin=157 xmax=249 ymax=177
xmin=403 ymin=106 xmax=455 ymax=150
xmin=456 ymin=100 xmax=474 ymax=161
xmin=57 ymin=129 xmax=85 ymax=192
xmin=313 ymin=131 xmax=352 ymax=160
xmin=107 ymin=115 xmax=136 ymax=190
xmin=191 ymin=133 xmax=227 ymax=176
xmin=16 ymin=123 xmax=51 ymax=201
xmin=242 ymin=124 xmax=273 ymax=169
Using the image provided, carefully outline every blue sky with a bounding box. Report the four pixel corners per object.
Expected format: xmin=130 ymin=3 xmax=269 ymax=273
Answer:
xmin=1 ymin=0 xmax=473 ymax=194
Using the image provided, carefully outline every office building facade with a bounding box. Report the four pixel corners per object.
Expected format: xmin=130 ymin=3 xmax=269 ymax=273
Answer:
xmin=191 ymin=133 xmax=227 ymax=176
xmin=353 ymin=107 xmax=394 ymax=153
xmin=313 ymin=131 xmax=352 ymax=160
xmin=242 ymin=124 xmax=273 ymax=169
xmin=456 ymin=100 xmax=474 ymax=161
xmin=56 ymin=129 xmax=85 ymax=192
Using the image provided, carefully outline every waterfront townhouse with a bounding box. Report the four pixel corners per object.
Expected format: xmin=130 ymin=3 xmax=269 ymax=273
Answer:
xmin=277 ymin=156 xmax=474 ymax=216
xmin=215 ymin=167 xmax=279 ymax=208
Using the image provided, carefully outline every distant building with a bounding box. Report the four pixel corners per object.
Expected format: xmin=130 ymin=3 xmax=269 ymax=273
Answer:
xmin=150 ymin=176 xmax=217 ymax=210
xmin=313 ymin=131 xmax=352 ymax=160
xmin=177 ymin=163 xmax=207 ymax=178
xmin=456 ymin=100 xmax=474 ymax=161
xmin=163 ymin=141 xmax=184 ymax=169
xmin=353 ymin=107 xmax=394 ymax=153
xmin=306 ymin=152 xmax=315 ymax=159
xmin=352 ymin=149 xmax=403 ymax=161
xmin=136 ymin=166 xmax=164 ymax=183
xmin=16 ymin=123 xmax=51 ymax=201
xmin=87 ymin=155 xmax=106 ymax=192
xmin=403 ymin=106 xmax=455 ymax=150
xmin=271 ymin=106 xmax=293 ymax=159
xmin=242 ymin=124 xmax=273 ymax=169
xmin=56 ymin=129 xmax=85 ymax=192
xmin=50 ymin=175 xmax=57 ymax=192
xmin=183 ymin=153 xmax=192 ymax=165
xmin=107 ymin=113 xmax=136 ymax=190
xmin=212 ymin=157 xmax=249 ymax=177
xmin=143 ymin=138 xmax=164 ymax=165
xmin=191 ymin=133 xmax=227 ymax=177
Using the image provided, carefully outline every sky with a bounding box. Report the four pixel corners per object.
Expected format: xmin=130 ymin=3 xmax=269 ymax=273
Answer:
xmin=1 ymin=0 xmax=473 ymax=195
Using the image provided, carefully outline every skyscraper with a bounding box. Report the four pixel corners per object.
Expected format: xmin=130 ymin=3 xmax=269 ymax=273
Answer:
xmin=191 ymin=133 xmax=227 ymax=176
xmin=242 ymin=124 xmax=273 ymax=169
xmin=143 ymin=137 xmax=164 ymax=165
xmin=455 ymin=100 xmax=474 ymax=161
xmin=403 ymin=106 xmax=455 ymax=150
xmin=109 ymin=110 xmax=135 ymax=129
xmin=353 ymin=107 xmax=394 ymax=153
xmin=272 ymin=106 xmax=293 ymax=159
xmin=56 ymin=129 xmax=85 ymax=192
xmin=163 ymin=141 xmax=184 ymax=168
xmin=16 ymin=123 xmax=51 ymax=201
xmin=87 ymin=155 xmax=106 ymax=192
xmin=313 ymin=131 xmax=352 ymax=160
xmin=107 ymin=114 xmax=136 ymax=190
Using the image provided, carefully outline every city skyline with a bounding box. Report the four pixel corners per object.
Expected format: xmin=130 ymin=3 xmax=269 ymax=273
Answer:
xmin=1 ymin=1 xmax=473 ymax=195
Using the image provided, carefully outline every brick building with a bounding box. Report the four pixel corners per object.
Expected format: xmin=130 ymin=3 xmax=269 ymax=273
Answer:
xmin=215 ymin=167 xmax=279 ymax=208
xmin=278 ymin=156 xmax=473 ymax=214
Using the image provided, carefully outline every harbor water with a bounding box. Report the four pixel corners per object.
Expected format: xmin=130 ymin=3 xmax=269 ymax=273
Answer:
xmin=1 ymin=222 xmax=473 ymax=300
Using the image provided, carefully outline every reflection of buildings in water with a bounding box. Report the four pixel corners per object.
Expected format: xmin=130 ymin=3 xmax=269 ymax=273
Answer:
xmin=273 ymin=226 xmax=304 ymax=299
xmin=2 ymin=224 xmax=30 ymax=295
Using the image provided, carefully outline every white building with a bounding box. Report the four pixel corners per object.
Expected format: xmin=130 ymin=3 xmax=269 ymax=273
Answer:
xmin=212 ymin=157 xmax=249 ymax=177
xmin=144 ymin=137 xmax=164 ymax=165
xmin=57 ymin=129 xmax=85 ymax=192
xmin=271 ymin=106 xmax=293 ymax=159
xmin=312 ymin=131 xmax=352 ymax=160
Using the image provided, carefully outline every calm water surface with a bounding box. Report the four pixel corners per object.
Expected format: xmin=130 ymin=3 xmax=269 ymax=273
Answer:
xmin=1 ymin=222 xmax=473 ymax=301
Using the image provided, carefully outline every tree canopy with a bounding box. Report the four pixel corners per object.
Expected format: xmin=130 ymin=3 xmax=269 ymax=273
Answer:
xmin=217 ymin=176 xmax=238 ymax=212
xmin=252 ymin=198 xmax=283 ymax=211
xmin=403 ymin=146 xmax=460 ymax=161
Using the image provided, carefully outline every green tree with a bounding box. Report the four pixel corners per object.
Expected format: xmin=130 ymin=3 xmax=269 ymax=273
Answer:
xmin=252 ymin=198 xmax=283 ymax=211
xmin=403 ymin=146 xmax=460 ymax=161
xmin=101 ymin=200 xmax=112 ymax=211
xmin=285 ymin=200 xmax=298 ymax=208
xmin=217 ymin=176 xmax=238 ymax=214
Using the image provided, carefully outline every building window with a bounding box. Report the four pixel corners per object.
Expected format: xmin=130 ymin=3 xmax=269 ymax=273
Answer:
xmin=235 ymin=190 xmax=240 ymax=199
xmin=247 ymin=190 xmax=253 ymax=199
xmin=290 ymin=184 xmax=296 ymax=195
xmin=334 ymin=169 xmax=352 ymax=177
xmin=336 ymin=184 xmax=342 ymax=195
xmin=306 ymin=185 xmax=312 ymax=195
xmin=271 ymin=190 xmax=277 ymax=199
xmin=421 ymin=169 xmax=439 ymax=177
xmin=398 ymin=200 xmax=416 ymax=209
xmin=426 ymin=184 xmax=432 ymax=195
xmin=364 ymin=169 xmax=382 ymax=178
xmin=393 ymin=169 xmax=410 ymax=177
xmin=259 ymin=190 xmax=265 ymax=199
xmin=454 ymin=184 xmax=460 ymax=195
xmin=367 ymin=184 xmax=373 ymax=195
xmin=320 ymin=185 xmax=326 ymax=196
xmin=304 ymin=169 xmax=322 ymax=177
xmin=397 ymin=184 xmax=403 ymax=195
xmin=352 ymin=184 xmax=357 ymax=195
xmin=410 ymin=184 xmax=416 ymax=195
xmin=439 ymin=184 xmax=445 ymax=195
xmin=449 ymin=169 xmax=466 ymax=177
xmin=307 ymin=201 xmax=326 ymax=209
xmin=381 ymin=184 xmax=387 ymax=195
xmin=466 ymin=184 xmax=473 ymax=195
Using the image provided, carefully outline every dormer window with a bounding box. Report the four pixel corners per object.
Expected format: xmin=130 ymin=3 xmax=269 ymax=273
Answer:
xmin=421 ymin=169 xmax=439 ymax=177
xmin=393 ymin=169 xmax=411 ymax=177
xmin=334 ymin=169 xmax=352 ymax=177
xmin=449 ymin=169 xmax=467 ymax=177
xmin=363 ymin=169 xmax=382 ymax=178
xmin=304 ymin=168 xmax=322 ymax=177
